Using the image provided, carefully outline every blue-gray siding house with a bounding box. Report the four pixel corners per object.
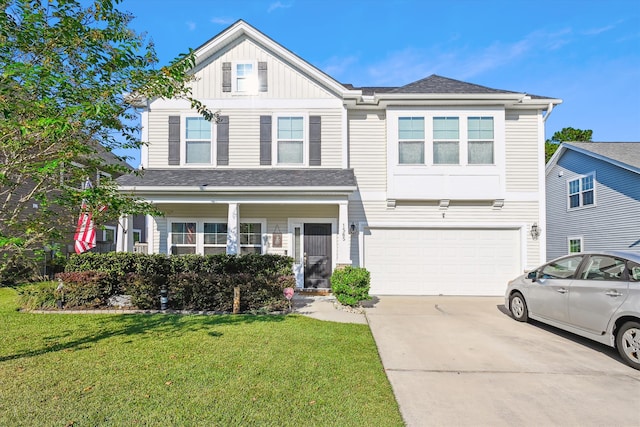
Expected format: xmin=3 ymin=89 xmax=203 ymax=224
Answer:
xmin=545 ymin=142 xmax=640 ymax=260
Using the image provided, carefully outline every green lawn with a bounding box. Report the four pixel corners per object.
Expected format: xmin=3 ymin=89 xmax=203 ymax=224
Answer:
xmin=0 ymin=287 xmax=403 ymax=426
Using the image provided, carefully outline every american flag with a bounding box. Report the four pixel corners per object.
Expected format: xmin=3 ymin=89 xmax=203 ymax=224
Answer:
xmin=73 ymin=179 xmax=107 ymax=254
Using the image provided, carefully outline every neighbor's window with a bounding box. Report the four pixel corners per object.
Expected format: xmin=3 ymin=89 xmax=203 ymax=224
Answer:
xmin=235 ymin=63 xmax=257 ymax=92
xmin=277 ymin=117 xmax=304 ymax=164
xmin=203 ymin=222 xmax=227 ymax=255
xmin=467 ymin=117 xmax=494 ymax=164
xmin=240 ymin=223 xmax=262 ymax=254
xmin=568 ymin=238 xmax=582 ymax=253
xmin=171 ymin=222 xmax=196 ymax=255
xmin=185 ymin=117 xmax=211 ymax=164
xmin=398 ymin=117 xmax=425 ymax=164
xmin=568 ymin=173 xmax=595 ymax=209
xmin=433 ymin=117 xmax=459 ymax=164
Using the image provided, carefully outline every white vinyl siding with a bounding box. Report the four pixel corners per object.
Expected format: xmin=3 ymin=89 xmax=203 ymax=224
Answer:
xmin=348 ymin=110 xmax=387 ymax=192
xmin=505 ymin=110 xmax=539 ymax=192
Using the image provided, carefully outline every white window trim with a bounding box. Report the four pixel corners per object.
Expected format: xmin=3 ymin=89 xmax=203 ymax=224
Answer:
xmin=102 ymin=225 xmax=117 ymax=244
xmin=232 ymin=60 xmax=258 ymax=94
xmin=167 ymin=218 xmax=267 ymax=255
xmin=566 ymin=172 xmax=596 ymax=211
xmin=203 ymin=219 xmax=228 ymax=254
xmin=398 ymin=116 xmax=425 ymax=165
xmin=567 ymin=235 xmax=583 ymax=254
xmin=168 ymin=218 xmax=198 ymax=255
xmin=181 ymin=115 xmax=216 ymax=167
xmin=132 ymin=228 xmax=142 ymax=243
xmin=240 ymin=218 xmax=267 ymax=255
xmin=391 ymin=110 xmax=501 ymax=169
xmin=272 ymin=113 xmax=309 ymax=167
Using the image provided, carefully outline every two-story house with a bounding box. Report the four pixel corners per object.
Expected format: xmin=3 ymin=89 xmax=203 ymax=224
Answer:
xmin=116 ymin=20 xmax=561 ymax=296
xmin=545 ymin=142 xmax=640 ymax=260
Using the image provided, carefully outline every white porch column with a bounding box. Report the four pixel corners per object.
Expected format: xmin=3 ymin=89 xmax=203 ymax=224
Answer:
xmin=226 ymin=203 xmax=239 ymax=255
xmin=145 ymin=214 xmax=155 ymax=254
xmin=116 ymin=215 xmax=133 ymax=252
xmin=337 ymin=201 xmax=352 ymax=266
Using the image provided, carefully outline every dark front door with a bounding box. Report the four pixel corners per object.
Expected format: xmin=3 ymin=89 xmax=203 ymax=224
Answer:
xmin=304 ymin=223 xmax=332 ymax=288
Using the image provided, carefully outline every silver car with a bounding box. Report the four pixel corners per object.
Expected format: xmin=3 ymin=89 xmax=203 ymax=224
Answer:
xmin=505 ymin=251 xmax=640 ymax=370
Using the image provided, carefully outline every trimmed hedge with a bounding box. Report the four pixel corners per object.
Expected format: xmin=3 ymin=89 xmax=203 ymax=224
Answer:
xmin=51 ymin=252 xmax=296 ymax=312
xmin=330 ymin=266 xmax=371 ymax=307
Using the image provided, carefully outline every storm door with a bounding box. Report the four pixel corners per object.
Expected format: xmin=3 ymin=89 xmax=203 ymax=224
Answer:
xmin=303 ymin=223 xmax=332 ymax=288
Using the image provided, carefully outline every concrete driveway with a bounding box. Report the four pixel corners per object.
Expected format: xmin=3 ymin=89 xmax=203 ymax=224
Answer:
xmin=364 ymin=296 xmax=640 ymax=427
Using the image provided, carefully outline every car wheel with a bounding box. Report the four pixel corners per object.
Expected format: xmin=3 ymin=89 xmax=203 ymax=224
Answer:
xmin=509 ymin=292 xmax=528 ymax=322
xmin=616 ymin=321 xmax=640 ymax=370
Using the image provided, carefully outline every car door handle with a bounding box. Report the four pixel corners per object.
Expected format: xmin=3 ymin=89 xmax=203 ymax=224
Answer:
xmin=556 ymin=288 xmax=568 ymax=294
xmin=605 ymin=290 xmax=623 ymax=297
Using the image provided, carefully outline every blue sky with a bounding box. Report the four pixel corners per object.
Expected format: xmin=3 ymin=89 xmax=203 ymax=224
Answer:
xmin=118 ymin=0 xmax=640 ymax=164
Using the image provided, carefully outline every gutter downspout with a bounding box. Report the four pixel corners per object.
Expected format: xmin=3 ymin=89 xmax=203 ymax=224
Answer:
xmin=542 ymin=102 xmax=554 ymax=122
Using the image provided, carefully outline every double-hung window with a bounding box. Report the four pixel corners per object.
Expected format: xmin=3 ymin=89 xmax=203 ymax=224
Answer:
xmin=433 ymin=117 xmax=459 ymax=164
xmin=235 ymin=63 xmax=257 ymax=92
xmin=467 ymin=117 xmax=494 ymax=164
xmin=398 ymin=117 xmax=425 ymax=164
xmin=240 ymin=223 xmax=263 ymax=254
xmin=185 ymin=117 xmax=212 ymax=164
xmin=203 ymin=222 xmax=227 ymax=255
xmin=568 ymin=173 xmax=595 ymax=209
xmin=277 ymin=116 xmax=304 ymax=165
xmin=171 ymin=222 xmax=196 ymax=255
xmin=568 ymin=236 xmax=583 ymax=253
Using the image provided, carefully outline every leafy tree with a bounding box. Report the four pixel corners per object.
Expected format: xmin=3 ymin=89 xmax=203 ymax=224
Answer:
xmin=0 ymin=0 xmax=214 ymax=271
xmin=545 ymin=127 xmax=593 ymax=162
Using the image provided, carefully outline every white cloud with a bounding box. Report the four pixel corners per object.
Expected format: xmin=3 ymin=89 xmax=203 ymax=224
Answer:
xmin=363 ymin=28 xmax=575 ymax=86
xmin=211 ymin=17 xmax=234 ymax=25
xmin=321 ymin=55 xmax=360 ymax=81
xmin=268 ymin=1 xmax=293 ymax=13
xmin=186 ymin=21 xmax=196 ymax=31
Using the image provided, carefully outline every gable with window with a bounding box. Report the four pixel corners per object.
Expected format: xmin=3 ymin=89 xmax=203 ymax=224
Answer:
xmin=568 ymin=173 xmax=595 ymax=209
xmin=222 ymin=61 xmax=268 ymax=93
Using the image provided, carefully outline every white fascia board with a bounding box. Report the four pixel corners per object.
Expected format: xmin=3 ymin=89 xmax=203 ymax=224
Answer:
xmin=510 ymin=98 xmax=563 ymax=110
xmin=192 ymin=21 xmax=357 ymax=99
xmin=148 ymin=97 xmax=343 ymax=110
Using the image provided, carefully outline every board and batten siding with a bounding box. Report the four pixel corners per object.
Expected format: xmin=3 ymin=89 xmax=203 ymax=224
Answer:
xmin=505 ymin=110 xmax=540 ymax=193
xmin=192 ymin=37 xmax=335 ymax=100
xmin=146 ymin=109 xmax=343 ymax=169
xmin=546 ymin=150 xmax=640 ymax=260
xmin=348 ymin=110 xmax=387 ymax=192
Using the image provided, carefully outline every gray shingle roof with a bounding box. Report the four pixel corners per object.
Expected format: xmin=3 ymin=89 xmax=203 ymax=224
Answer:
xmin=566 ymin=142 xmax=640 ymax=170
xmin=117 ymin=168 xmax=357 ymax=188
xmin=388 ymin=74 xmax=518 ymax=94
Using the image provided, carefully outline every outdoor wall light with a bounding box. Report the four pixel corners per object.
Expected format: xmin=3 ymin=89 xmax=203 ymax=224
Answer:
xmin=530 ymin=222 xmax=540 ymax=240
xmin=349 ymin=223 xmax=357 ymax=235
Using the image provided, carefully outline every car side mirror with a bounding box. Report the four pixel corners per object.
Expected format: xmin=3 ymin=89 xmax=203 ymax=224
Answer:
xmin=527 ymin=270 xmax=538 ymax=282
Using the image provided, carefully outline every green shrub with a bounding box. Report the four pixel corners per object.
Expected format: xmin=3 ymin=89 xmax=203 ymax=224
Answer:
xmin=123 ymin=273 xmax=163 ymax=309
xmin=330 ymin=266 xmax=371 ymax=307
xmin=56 ymin=271 xmax=111 ymax=308
xmin=17 ymin=281 xmax=58 ymax=310
xmin=0 ymin=253 xmax=40 ymax=286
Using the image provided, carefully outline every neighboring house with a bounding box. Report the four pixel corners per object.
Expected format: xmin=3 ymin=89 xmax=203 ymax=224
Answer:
xmin=545 ymin=142 xmax=640 ymax=260
xmin=116 ymin=20 xmax=561 ymax=296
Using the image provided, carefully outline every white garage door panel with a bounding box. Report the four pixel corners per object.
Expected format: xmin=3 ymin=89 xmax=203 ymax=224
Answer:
xmin=364 ymin=228 xmax=521 ymax=296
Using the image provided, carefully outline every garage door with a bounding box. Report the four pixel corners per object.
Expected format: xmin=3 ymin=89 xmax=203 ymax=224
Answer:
xmin=363 ymin=228 xmax=521 ymax=295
